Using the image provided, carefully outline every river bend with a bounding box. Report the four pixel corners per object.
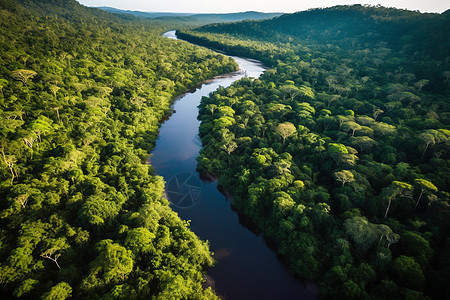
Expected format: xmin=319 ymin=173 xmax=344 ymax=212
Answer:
xmin=150 ymin=30 xmax=316 ymax=300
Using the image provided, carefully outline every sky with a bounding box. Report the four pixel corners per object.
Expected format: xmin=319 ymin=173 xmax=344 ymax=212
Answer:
xmin=76 ymin=0 xmax=449 ymax=14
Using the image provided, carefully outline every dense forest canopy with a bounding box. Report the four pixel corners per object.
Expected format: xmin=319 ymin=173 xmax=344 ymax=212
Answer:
xmin=0 ymin=0 xmax=237 ymax=298
xmin=2 ymin=0 xmax=450 ymax=298
xmin=178 ymin=4 xmax=450 ymax=299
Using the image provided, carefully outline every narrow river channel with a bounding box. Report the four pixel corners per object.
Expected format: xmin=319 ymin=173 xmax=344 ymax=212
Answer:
xmin=150 ymin=30 xmax=316 ymax=300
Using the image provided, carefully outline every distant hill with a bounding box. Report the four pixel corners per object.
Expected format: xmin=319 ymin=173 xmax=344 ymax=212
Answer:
xmin=192 ymin=5 xmax=450 ymax=58
xmin=97 ymin=7 xmax=282 ymax=24
xmin=97 ymin=7 xmax=194 ymax=18
xmin=189 ymin=11 xmax=282 ymax=22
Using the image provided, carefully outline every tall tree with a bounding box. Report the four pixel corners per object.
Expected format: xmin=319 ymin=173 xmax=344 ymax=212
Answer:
xmin=414 ymin=179 xmax=437 ymax=212
xmin=275 ymin=122 xmax=297 ymax=145
xmin=10 ymin=69 xmax=37 ymax=85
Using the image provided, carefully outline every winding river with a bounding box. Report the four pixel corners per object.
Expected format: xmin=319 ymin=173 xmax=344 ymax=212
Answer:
xmin=150 ymin=30 xmax=316 ymax=300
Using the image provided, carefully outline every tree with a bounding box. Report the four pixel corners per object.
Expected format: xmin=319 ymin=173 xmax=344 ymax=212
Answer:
xmin=13 ymin=279 xmax=39 ymax=298
xmin=53 ymin=106 xmax=62 ymax=124
xmin=40 ymin=248 xmax=62 ymax=269
xmin=342 ymin=121 xmax=361 ymax=136
xmin=392 ymin=256 xmax=425 ymax=290
xmin=388 ymin=91 xmax=421 ymax=107
xmin=217 ymin=106 xmax=235 ymax=117
xmin=16 ymin=194 xmax=29 ymax=209
xmin=373 ymin=108 xmax=384 ymax=121
xmin=382 ymin=181 xmax=413 ymax=218
xmin=298 ymin=85 xmax=315 ymax=99
xmin=334 ymin=170 xmax=355 ymax=186
xmin=275 ymin=122 xmax=297 ymax=145
xmin=213 ymin=116 xmax=235 ymax=130
xmin=49 ymin=85 xmax=60 ymax=100
xmin=398 ymin=231 xmax=433 ymax=266
xmin=130 ymin=96 xmax=146 ymax=111
xmin=205 ymin=104 xmax=217 ymax=116
xmin=297 ymin=102 xmax=316 ymax=118
xmin=419 ymin=130 xmax=436 ymax=160
xmin=41 ymin=282 xmax=72 ymax=300
xmin=0 ymin=78 xmax=8 ymax=98
xmin=342 ymin=280 xmax=361 ymax=299
xmin=326 ymin=94 xmax=341 ymax=107
xmin=385 ymin=232 xmax=400 ymax=249
xmin=1 ymin=148 xmax=17 ymax=185
xmin=280 ymin=84 xmax=299 ymax=100
xmin=72 ymin=82 xmax=87 ymax=94
xmin=414 ymin=79 xmax=429 ymax=91
xmin=89 ymin=240 xmax=134 ymax=284
xmin=325 ymin=75 xmax=337 ymax=91
xmin=10 ymin=69 xmax=37 ymax=85
xmin=384 ymin=101 xmax=401 ymax=113
xmin=353 ymin=262 xmax=376 ymax=288
xmin=351 ymin=136 xmax=376 ymax=153
xmin=327 ymin=143 xmax=358 ymax=166
xmin=414 ymin=179 xmax=437 ymax=212
xmin=30 ymin=115 xmax=54 ymax=143
xmin=222 ymin=141 xmax=237 ymax=156
xmin=23 ymin=136 xmax=35 ymax=158
xmin=273 ymin=192 xmax=295 ymax=218
xmin=125 ymin=227 xmax=156 ymax=254
xmin=344 ymin=216 xmax=380 ymax=253
xmin=372 ymin=122 xmax=396 ymax=136
xmin=98 ymin=86 xmax=113 ymax=98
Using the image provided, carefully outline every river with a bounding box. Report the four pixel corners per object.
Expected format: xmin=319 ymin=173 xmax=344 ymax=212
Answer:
xmin=150 ymin=30 xmax=316 ymax=300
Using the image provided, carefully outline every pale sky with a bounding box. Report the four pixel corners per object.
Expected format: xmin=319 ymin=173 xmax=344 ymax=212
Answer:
xmin=76 ymin=0 xmax=449 ymax=14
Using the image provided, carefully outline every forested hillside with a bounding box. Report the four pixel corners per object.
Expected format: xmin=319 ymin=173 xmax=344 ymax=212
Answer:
xmin=0 ymin=0 xmax=237 ymax=298
xmin=179 ymin=5 xmax=450 ymax=299
xmin=187 ymin=5 xmax=450 ymax=59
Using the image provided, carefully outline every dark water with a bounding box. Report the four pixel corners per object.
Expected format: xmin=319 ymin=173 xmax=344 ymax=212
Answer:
xmin=150 ymin=30 xmax=316 ymax=300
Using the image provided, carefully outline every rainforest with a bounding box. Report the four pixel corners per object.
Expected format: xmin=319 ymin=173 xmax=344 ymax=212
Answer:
xmin=0 ymin=0 xmax=449 ymax=299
